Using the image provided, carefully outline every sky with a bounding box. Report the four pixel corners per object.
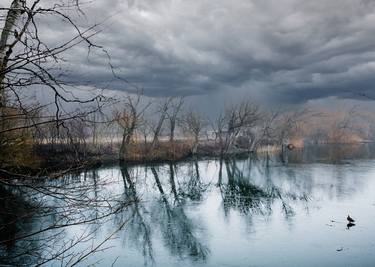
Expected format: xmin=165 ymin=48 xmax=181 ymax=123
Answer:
xmin=4 ymin=0 xmax=375 ymax=111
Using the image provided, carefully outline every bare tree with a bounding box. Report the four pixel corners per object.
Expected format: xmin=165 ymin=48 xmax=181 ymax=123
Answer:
xmin=114 ymin=93 xmax=150 ymax=162
xmin=183 ymin=110 xmax=205 ymax=155
xmin=0 ymin=0 xmax=107 ymax=121
xmin=150 ymin=97 xmax=172 ymax=149
xmin=0 ymin=1 xmax=138 ymax=266
xmin=212 ymin=100 xmax=260 ymax=157
xmin=167 ymin=97 xmax=184 ymax=142
xmin=250 ymin=109 xmax=285 ymax=153
xmin=274 ymin=108 xmax=318 ymax=148
xmin=0 ymin=0 xmax=116 ymax=170
xmin=327 ymin=105 xmax=365 ymax=144
xmin=137 ymin=117 xmax=152 ymax=146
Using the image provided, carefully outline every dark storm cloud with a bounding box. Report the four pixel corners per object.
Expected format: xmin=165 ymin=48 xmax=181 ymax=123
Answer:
xmin=38 ymin=0 xmax=375 ymax=103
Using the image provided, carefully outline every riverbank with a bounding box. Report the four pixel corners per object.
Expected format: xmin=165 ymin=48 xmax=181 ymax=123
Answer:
xmin=0 ymin=140 xmax=261 ymax=177
xmin=5 ymin=140 xmax=370 ymax=178
xmin=37 ymin=141 xmax=254 ymax=166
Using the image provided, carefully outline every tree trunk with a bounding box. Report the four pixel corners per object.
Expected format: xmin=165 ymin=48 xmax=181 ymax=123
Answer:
xmin=151 ymin=113 xmax=167 ymax=149
xmin=0 ymin=0 xmax=22 ymax=137
xmin=192 ymin=135 xmax=199 ymax=155
xmin=169 ymin=163 xmax=179 ymax=201
xmin=119 ymin=130 xmax=133 ymax=162
xmin=169 ymin=119 xmax=175 ymax=142
xmin=0 ymin=0 xmax=22 ymax=109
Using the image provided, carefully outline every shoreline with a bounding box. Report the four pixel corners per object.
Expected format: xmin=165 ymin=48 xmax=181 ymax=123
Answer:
xmin=1 ymin=142 xmax=373 ymax=178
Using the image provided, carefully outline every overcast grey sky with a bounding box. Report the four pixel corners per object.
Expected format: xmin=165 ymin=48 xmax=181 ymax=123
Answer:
xmin=16 ymin=0 xmax=375 ymax=108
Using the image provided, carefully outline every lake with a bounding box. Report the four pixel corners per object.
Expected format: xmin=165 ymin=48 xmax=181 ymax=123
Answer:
xmin=1 ymin=145 xmax=375 ymax=266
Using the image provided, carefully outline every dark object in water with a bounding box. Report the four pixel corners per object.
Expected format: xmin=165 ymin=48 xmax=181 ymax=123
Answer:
xmin=347 ymin=215 xmax=355 ymax=223
xmin=347 ymin=222 xmax=356 ymax=229
xmin=336 ymin=247 xmax=343 ymax=252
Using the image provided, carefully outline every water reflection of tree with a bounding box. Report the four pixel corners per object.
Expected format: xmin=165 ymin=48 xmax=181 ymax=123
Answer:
xmin=168 ymin=163 xmax=179 ymax=202
xmin=179 ymin=160 xmax=209 ymax=202
xmin=0 ymin=185 xmax=42 ymax=266
xmin=117 ymin=165 xmax=209 ymax=264
xmin=219 ymin=158 xmax=273 ymax=217
xmin=150 ymin=165 xmax=209 ymax=261
xmin=218 ymin=157 xmax=311 ymax=219
xmin=119 ymin=166 xmax=154 ymax=265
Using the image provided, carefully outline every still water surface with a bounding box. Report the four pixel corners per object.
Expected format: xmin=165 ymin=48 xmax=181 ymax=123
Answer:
xmin=3 ymin=146 xmax=375 ymax=266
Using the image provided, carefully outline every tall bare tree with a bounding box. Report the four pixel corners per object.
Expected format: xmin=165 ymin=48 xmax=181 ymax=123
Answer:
xmin=212 ymin=100 xmax=260 ymax=157
xmin=150 ymin=97 xmax=172 ymax=149
xmin=115 ymin=93 xmax=150 ymax=162
xmin=167 ymin=97 xmax=184 ymax=142
xmin=0 ymin=0 xmax=112 ymax=165
xmin=183 ymin=110 xmax=204 ymax=155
